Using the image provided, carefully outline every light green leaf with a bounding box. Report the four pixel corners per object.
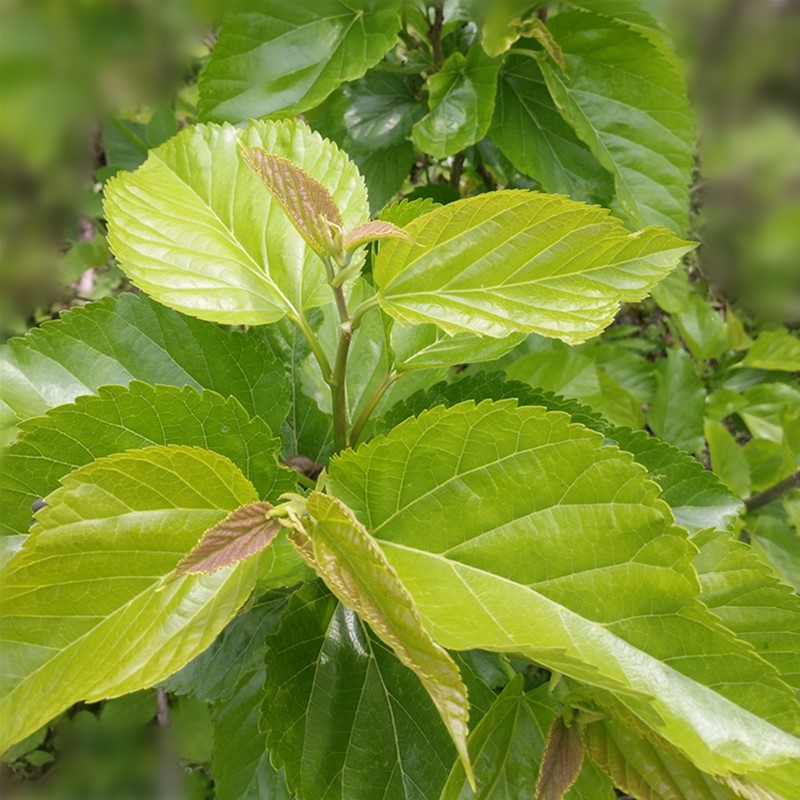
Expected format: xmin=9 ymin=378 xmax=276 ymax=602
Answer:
xmin=605 ymin=426 xmax=743 ymax=534
xmin=741 ymin=329 xmax=800 ymax=372
xmin=582 ymin=711 xmax=741 ymax=800
xmin=379 ymin=197 xmax=442 ymax=228
xmin=0 ymin=445 xmax=265 ymax=750
xmin=328 ymin=403 xmax=800 ymax=788
xmin=392 ymin=325 xmax=526 ymax=371
xmin=540 ymin=11 xmax=694 ymax=234
xmin=673 ymin=293 xmax=730 ymax=362
xmin=213 ymin=671 xmax=292 ymax=800
xmin=491 ymin=52 xmax=613 ymax=204
xmin=693 ymin=529 xmax=800 ymax=691
xmin=294 ymin=491 xmax=474 ymax=787
xmin=481 ymin=0 xmax=547 ymax=57
xmin=412 ymin=46 xmax=502 ymax=159
xmin=198 ymin=0 xmax=403 ymax=124
xmin=105 ymin=119 xmax=368 ymax=325
xmin=0 ymin=293 xmax=290 ymax=431
xmin=374 ymin=190 xmax=694 ymax=343
xmin=261 ymin=581 xmax=462 ymax=800
xmin=441 ymin=677 xmax=615 ymax=800
xmin=0 ymin=383 xmax=296 ymax=537
xmin=647 ymin=348 xmax=705 ymax=452
xmin=705 ymin=418 xmax=751 ymax=499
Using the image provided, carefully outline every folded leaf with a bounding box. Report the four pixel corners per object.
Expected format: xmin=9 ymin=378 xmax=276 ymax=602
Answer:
xmin=0 ymin=445 xmax=265 ymax=749
xmin=198 ymin=0 xmax=402 ymax=124
xmin=105 ymin=119 xmax=368 ymax=326
xmin=537 ymin=717 xmax=584 ymax=800
xmin=175 ymin=501 xmax=281 ymax=577
xmin=328 ymin=402 xmax=800 ymax=787
xmin=374 ymin=190 xmax=695 ymax=343
xmin=539 ymin=11 xmax=694 ymax=234
xmin=344 ymin=220 xmax=411 ymax=252
xmin=0 ymin=383 xmax=296 ymax=537
xmin=582 ymin=711 xmax=742 ymax=800
xmin=293 ymin=492 xmax=474 ymax=788
xmin=0 ymin=293 xmax=290 ymax=430
xmin=239 ymin=147 xmax=343 ymax=257
xmin=261 ymin=581 xmax=462 ymax=800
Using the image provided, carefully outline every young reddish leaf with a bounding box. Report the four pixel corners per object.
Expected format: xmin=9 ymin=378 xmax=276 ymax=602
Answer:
xmin=175 ymin=501 xmax=280 ymax=577
xmin=343 ymin=220 xmax=412 ymax=252
xmin=536 ymin=717 xmax=584 ymax=800
xmin=239 ymin=145 xmax=343 ymax=256
xmin=288 ymin=492 xmax=476 ymax=790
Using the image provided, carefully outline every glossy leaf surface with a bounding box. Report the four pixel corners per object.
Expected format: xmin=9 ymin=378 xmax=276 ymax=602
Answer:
xmin=0 ymin=446 xmax=263 ymax=749
xmin=413 ymin=46 xmax=501 ymax=158
xmin=295 ymin=492 xmax=473 ymax=785
xmin=261 ymin=581 xmax=460 ymax=800
xmin=0 ymin=293 xmax=290 ymax=430
xmin=441 ymin=677 xmax=615 ymax=800
xmin=105 ymin=119 xmax=368 ymax=325
xmin=328 ymin=403 xmax=800 ymax=787
xmin=0 ymin=383 xmax=296 ymax=537
xmin=374 ymin=191 xmax=694 ymax=343
xmin=540 ymin=11 xmax=694 ymax=234
xmin=199 ymin=0 xmax=402 ymax=123
xmin=741 ymin=328 xmax=800 ymax=372
xmin=492 ymin=53 xmax=613 ymax=204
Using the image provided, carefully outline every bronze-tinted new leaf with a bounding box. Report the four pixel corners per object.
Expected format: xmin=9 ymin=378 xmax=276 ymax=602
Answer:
xmin=239 ymin=145 xmax=343 ymax=256
xmin=536 ymin=717 xmax=584 ymax=800
xmin=343 ymin=220 xmax=412 ymax=252
xmin=175 ymin=501 xmax=280 ymax=577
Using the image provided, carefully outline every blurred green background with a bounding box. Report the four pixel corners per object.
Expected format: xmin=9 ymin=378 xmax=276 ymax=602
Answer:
xmin=0 ymin=0 xmax=798 ymax=797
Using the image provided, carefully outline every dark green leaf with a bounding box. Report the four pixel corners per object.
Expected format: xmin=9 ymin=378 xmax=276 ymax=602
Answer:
xmin=199 ymin=0 xmax=403 ymax=124
xmin=1 ymin=383 xmax=295 ymax=537
xmin=413 ymin=45 xmax=501 ymax=158
xmin=0 ymin=293 xmax=290 ymax=432
xmin=492 ymin=53 xmax=613 ymax=204
xmin=261 ymin=581 xmax=458 ymax=800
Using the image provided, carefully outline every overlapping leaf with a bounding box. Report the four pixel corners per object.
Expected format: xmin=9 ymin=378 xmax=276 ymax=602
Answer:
xmin=260 ymin=581 xmax=461 ymax=800
xmin=105 ymin=119 xmax=368 ymax=325
xmin=540 ymin=11 xmax=694 ymax=234
xmin=198 ymin=0 xmax=402 ymax=123
xmin=0 ymin=293 xmax=290 ymax=430
xmin=492 ymin=52 xmax=613 ymax=204
xmin=441 ymin=677 xmax=615 ymax=800
xmin=328 ymin=402 xmax=800 ymax=790
xmin=693 ymin=529 xmax=800 ymax=691
xmin=0 ymin=383 xmax=296 ymax=537
xmin=373 ymin=190 xmax=694 ymax=343
xmin=412 ymin=46 xmax=501 ymax=159
xmin=0 ymin=446 xmax=265 ymax=749
xmin=294 ymin=492 xmax=474 ymax=785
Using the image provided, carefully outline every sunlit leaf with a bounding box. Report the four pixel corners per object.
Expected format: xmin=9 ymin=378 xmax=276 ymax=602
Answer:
xmin=374 ymin=190 xmax=694 ymax=343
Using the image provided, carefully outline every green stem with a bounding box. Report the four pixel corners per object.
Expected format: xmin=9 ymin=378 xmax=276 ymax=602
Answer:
xmin=295 ymin=312 xmax=332 ymax=383
xmin=331 ymin=324 xmax=352 ymax=452
xmin=351 ymin=294 xmax=380 ymax=329
xmin=349 ymin=370 xmax=401 ymax=448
